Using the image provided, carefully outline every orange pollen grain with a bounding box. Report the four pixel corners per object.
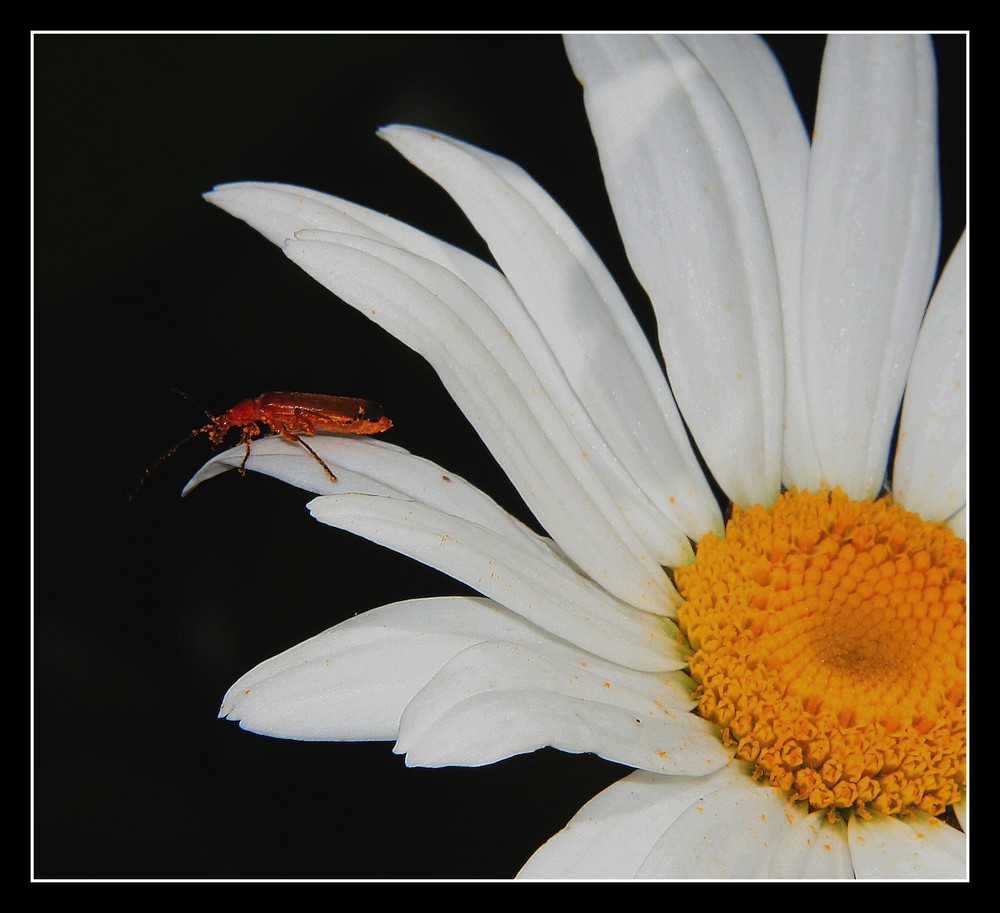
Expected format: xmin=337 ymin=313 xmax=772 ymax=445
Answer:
xmin=675 ymin=488 xmax=966 ymax=819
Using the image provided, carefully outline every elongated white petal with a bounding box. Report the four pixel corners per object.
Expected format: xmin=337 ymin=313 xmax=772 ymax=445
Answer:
xmin=520 ymin=763 xmax=852 ymax=879
xmin=762 ymin=808 xmax=856 ymax=879
xmin=565 ymin=35 xmax=785 ymax=508
xmin=219 ymin=596 xmax=587 ymax=740
xmin=185 ymin=435 xmax=556 ymax=558
xmin=519 ymin=770 xmax=712 ymax=879
xmin=666 ymin=36 xmax=815 ymax=490
xmin=204 ymin=181 xmax=393 ymax=249
xmin=308 ymin=493 xmax=680 ymax=672
xmin=284 ymin=232 xmax=681 ymax=611
xmin=396 ymin=641 xmax=727 ymax=775
xmin=848 ymin=811 xmax=966 ymax=879
xmin=637 ymin=764 xmax=852 ymax=878
xmin=205 ymin=181 xmax=706 ymax=563
xmin=800 ymin=35 xmax=941 ymax=498
xmin=893 ymin=230 xmax=967 ymax=523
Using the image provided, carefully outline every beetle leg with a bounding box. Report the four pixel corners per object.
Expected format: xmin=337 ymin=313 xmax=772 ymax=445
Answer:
xmin=236 ymin=422 xmax=262 ymax=476
xmin=238 ymin=440 xmax=252 ymax=476
xmin=296 ymin=436 xmax=339 ymax=483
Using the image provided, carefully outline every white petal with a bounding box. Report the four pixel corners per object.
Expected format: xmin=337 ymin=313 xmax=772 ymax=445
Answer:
xmin=800 ymin=35 xmax=941 ymax=498
xmin=379 ymin=125 xmax=722 ymax=542
xmin=185 ymin=435 xmax=555 ymax=557
xmin=637 ymin=764 xmax=849 ymax=878
xmin=219 ymin=595 xmax=578 ymax=740
xmin=848 ymin=811 xmax=967 ymax=879
xmin=671 ymin=36 xmax=815 ymax=490
xmin=307 ymin=492 xmax=680 ymax=673
xmin=893 ymin=230 xmax=967 ymax=523
xmin=396 ymin=641 xmax=727 ymax=775
xmin=204 ymin=180 xmax=389 ymax=248
xmin=519 ymin=770 xmax=713 ymax=879
xmin=283 ymin=231 xmax=681 ymax=610
xmin=205 ymin=180 xmax=707 ymax=564
xmin=565 ymin=35 xmax=785 ymax=508
xmin=520 ymin=763 xmax=852 ymax=879
xmin=763 ymin=808 xmax=856 ymax=879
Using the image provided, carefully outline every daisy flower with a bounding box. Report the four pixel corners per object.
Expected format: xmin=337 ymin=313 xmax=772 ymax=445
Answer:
xmin=189 ymin=34 xmax=967 ymax=879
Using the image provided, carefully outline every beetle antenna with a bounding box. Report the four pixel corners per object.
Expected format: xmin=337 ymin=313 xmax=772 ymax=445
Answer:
xmin=172 ymin=387 xmax=216 ymax=425
xmin=128 ymin=390 xmax=221 ymax=502
xmin=128 ymin=426 xmax=209 ymax=502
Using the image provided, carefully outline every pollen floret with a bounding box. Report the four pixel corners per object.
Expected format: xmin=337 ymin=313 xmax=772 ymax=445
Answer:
xmin=676 ymin=488 xmax=966 ymax=820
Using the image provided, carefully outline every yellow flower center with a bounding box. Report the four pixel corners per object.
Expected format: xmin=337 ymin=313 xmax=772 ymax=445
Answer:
xmin=675 ymin=488 xmax=966 ymax=820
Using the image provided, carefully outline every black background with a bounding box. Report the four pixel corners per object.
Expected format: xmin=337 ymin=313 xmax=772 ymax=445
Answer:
xmin=33 ymin=34 xmax=967 ymax=880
